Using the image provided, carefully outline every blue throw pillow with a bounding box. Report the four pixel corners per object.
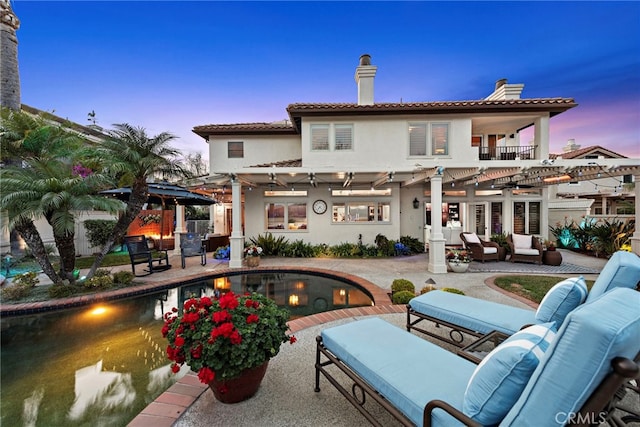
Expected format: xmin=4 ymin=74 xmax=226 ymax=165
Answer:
xmin=463 ymin=323 xmax=557 ymax=425
xmin=535 ymin=277 xmax=587 ymax=326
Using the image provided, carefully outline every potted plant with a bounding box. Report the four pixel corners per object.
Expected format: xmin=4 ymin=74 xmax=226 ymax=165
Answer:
xmin=244 ymin=245 xmax=263 ymax=267
xmin=445 ymin=249 xmax=472 ymax=273
xmin=162 ymin=292 xmax=296 ymax=403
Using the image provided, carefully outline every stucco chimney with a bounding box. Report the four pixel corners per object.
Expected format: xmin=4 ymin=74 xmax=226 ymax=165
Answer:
xmin=354 ymin=54 xmax=377 ymax=106
xmin=485 ymin=78 xmax=524 ymax=101
xmin=563 ymin=139 xmax=581 ymax=153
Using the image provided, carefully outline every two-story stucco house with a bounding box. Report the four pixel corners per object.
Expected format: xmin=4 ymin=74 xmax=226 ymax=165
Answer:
xmin=193 ymin=55 xmax=640 ymax=272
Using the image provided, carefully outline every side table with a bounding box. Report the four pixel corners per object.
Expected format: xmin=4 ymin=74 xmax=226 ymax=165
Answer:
xmin=543 ymin=250 xmax=562 ymax=266
xmin=457 ymin=331 xmax=509 ymax=364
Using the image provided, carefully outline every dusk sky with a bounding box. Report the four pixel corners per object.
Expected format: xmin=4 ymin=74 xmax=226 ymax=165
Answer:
xmin=12 ymin=1 xmax=640 ymax=160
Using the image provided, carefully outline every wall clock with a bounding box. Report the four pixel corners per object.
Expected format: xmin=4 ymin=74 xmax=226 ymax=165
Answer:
xmin=312 ymin=199 xmax=328 ymax=214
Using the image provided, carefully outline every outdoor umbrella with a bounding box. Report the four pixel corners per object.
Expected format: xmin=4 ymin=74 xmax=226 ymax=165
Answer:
xmin=101 ymin=182 xmax=216 ymax=249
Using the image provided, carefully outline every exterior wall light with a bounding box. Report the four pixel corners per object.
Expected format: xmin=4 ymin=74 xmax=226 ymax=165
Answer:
xmin=413 ymin=197 xmax=420 ymax=209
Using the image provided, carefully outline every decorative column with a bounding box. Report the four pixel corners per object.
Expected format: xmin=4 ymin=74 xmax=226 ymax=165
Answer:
xmin=173 ymin=205 xmax=186 ymax=255
xmin=428 ymin=172 xmax=448 ymax=273
xmin=228 ymin=179 xmax=244 ymax=268
xmin=631 ymin=174 xmax=640 ymax=255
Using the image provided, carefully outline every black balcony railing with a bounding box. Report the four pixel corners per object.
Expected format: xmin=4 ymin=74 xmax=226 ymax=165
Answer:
xmin=479 ymin=145 xmax=536 ymax=160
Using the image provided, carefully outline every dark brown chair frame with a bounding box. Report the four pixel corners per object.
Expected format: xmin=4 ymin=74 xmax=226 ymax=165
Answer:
xmin=507 ymin=234 xmax=543 ymax=264
xmin=459 ymin=232 xmax=500 ymax=263
xmin=124 ymin=235 xmax=171 ymax=276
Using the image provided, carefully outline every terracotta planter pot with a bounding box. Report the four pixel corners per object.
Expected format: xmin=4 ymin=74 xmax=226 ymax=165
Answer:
xmin=246 ymin=256 xmax=260 ymax=267
xmin=208 ymin=361 xmax=269 ymax=403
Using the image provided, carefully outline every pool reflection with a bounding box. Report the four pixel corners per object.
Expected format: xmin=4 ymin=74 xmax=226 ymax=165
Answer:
xmin=0 ymin=272 xmax=372 ymax=426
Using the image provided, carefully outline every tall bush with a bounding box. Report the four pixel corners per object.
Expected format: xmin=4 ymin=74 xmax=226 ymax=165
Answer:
xmin=84 ymin=219 xmax=119 ymax=250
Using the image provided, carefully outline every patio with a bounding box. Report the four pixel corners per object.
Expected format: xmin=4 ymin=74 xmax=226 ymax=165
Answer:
xmin=126 ymin=249 xmax=628 ymax=427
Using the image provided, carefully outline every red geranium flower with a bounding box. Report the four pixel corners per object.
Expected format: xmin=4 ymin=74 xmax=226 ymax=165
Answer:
xmin=289 ymin=335 xmax=297 ymax=344
xmin=197 ymin=367 xmax=215 ymax=383
xmin=246 ymin=314 xmax=259 ymax=324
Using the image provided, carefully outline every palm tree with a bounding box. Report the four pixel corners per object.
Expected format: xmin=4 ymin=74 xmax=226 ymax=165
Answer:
xmin=0 ymin=108 xmax=122 ymax=284
xmin=87 ymin=123 xmax=185 ymax=278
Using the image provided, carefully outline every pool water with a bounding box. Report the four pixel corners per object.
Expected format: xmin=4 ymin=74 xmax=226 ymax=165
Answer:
xmin=0 ymin=272 xmax=373 ymax=426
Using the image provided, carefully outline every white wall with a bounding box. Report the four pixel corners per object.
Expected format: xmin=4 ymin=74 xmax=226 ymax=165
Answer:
xmin=301 ymin=115 xmax=475 ymax=170
xmin=209 ymin=134 xmax=300 ymax=171
xmin=243 ymin=186 xmax=404 ymax=246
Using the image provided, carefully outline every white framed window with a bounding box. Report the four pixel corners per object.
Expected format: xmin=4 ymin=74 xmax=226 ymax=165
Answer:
xmin=311 ymin=125 xmax=329 ymax=151
xmin=228 ymin=141 xmax=243 ymax=158
xmin=265 ymin=202 xmax=308 ymax=230
xmin=431 ymin=123 xmax=449 ymax=156
xmin=331 ymin=202 xmax=391 ymax=223
xmin=513 ymin=201 xmax=541 ymax=235
xmin=409 ymin=123 xmax=427 ymax=156
xmin=409 ymin=122 xmax=449 ymax=156
xmin=334 ymin=124 xmax=353 ymax=150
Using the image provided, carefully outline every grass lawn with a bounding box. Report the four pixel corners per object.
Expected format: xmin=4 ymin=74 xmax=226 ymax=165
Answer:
xmin=493 ymin=275 xmax=595 ymax=304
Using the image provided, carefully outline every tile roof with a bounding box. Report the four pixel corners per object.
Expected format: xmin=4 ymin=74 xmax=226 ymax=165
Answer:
xmin=192 ymin=122 xmax=296 ymax=138
xmin=193 ymin=98 xmax=577 ymax=136
xmin=550 ymin=145 xmax=627 ymax=159
xmin=286 ymin=98 xmax=576 ymax=115
xmin=250 ymin=159 xmax=302 ymax=168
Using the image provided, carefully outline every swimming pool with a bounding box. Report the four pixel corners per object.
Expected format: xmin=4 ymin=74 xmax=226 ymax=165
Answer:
xmin=0 ymin=271 xmax=373 ymax=426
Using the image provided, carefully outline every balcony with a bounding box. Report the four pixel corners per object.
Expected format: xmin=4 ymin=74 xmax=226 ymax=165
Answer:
xmin=479 ymin=145 xmax=536 ymax=161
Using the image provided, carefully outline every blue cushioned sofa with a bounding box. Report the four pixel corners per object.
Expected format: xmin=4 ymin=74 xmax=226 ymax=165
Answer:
xmin=315 ymin=287 xmax=640 ymax=426
xmin=407 ymin=251 xmax=640 ymax=347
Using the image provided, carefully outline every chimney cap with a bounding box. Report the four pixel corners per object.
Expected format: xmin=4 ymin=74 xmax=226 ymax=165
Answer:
xmin=495 ymin=78 xmax=508 ymax=90
xmin=359 ymin=54 xmax=371 ymax=66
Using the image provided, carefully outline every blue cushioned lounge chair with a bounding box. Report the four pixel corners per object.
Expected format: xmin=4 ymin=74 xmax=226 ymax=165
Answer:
xmin=407 ymin=251 xmax=640 ymax=347
xmin=316 ymin=287 xmax=640 ymax=426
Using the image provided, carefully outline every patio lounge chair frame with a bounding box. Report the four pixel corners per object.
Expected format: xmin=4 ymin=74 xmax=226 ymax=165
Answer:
xmin=460 ymin=232 xmax=500 ymax=263
xmin=124 ymin=235 xmax=171 ymax=276
xmin=315 ymin=296 xmax=640 ymax=427
xmin=179 ymin=232 xmax=206 ymax=269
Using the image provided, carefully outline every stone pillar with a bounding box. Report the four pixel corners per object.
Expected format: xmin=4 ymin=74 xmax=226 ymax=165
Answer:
xmin=428 ymin=173 xmax=447 ymax=273
xmin=631 ymin=174 xmax=640 ymax=255
xmin=229 ymin=180 xmax=244 ymax=268
xmin=1 ymin=0 xmax=21 ymax=109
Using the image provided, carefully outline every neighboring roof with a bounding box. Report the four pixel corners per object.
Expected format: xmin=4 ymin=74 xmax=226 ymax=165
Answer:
xmin=193 ymin=98 xmax=577 ymax=137
xmin=550 ymin=145 xmax=628 ymax=160
xmin=21 ymin=104 xmax=108 ymax=141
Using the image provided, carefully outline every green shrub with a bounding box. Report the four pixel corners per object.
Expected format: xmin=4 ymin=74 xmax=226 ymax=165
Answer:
xmin=113 ymin=270 xmax=134 ymax=285
xmin=83 ymin=269 xmax=114 ymax=290
xmin=1 ymin=283 xmax=32 ymax=300
xmin=329 ymin=242 xmax=358 ymax=257
xmin=12 ymin=271 xmax=39 ymax=287
xmin=391 ymin=278 xmax=415 ymax=293
xmin=490 ymin=232 xmax=510 ymax=253
xmin=392 ymin=290 xmax=415 ymax=304
xmin=84 ymin=219 xmax=120 ymax=250
xmin=420 ymin=284 xmax=438 ymax=294
xmin=399 ymin=236 xmax=424 ymax=254
xmin=440 ymin=287 xmax=465 ymax=295
xmin=48 ymin=284 xmax=76 ymax=298
xmin=282 ymin=240 xmax=317 ymax=257
xmin=249 ymin=232 xmax=289 ymax=256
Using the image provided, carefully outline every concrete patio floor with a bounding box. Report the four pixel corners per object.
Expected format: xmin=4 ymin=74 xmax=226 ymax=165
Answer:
xmin=125 ymin=249 xmax=617 ymax=427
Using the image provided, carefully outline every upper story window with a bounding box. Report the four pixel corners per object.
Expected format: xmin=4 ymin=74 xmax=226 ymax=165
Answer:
xmin=311 ymin=124 xmax=353 ymax=151
xmin=311 ymin=125 xmax=329 ymax=150
xmin=228 ymin=141 xmax=244 ymax=158
xmin=334 ymin=125 xmax=353 ymax=150
xmin=409 ymin=122 xmax=449 ymax=156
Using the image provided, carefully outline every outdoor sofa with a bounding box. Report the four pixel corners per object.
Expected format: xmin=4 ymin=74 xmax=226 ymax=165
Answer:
xmin=406 ymin=250 xmax=640 ymax=347
xmin=315 ymin=287 xmax=640 ymax=426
